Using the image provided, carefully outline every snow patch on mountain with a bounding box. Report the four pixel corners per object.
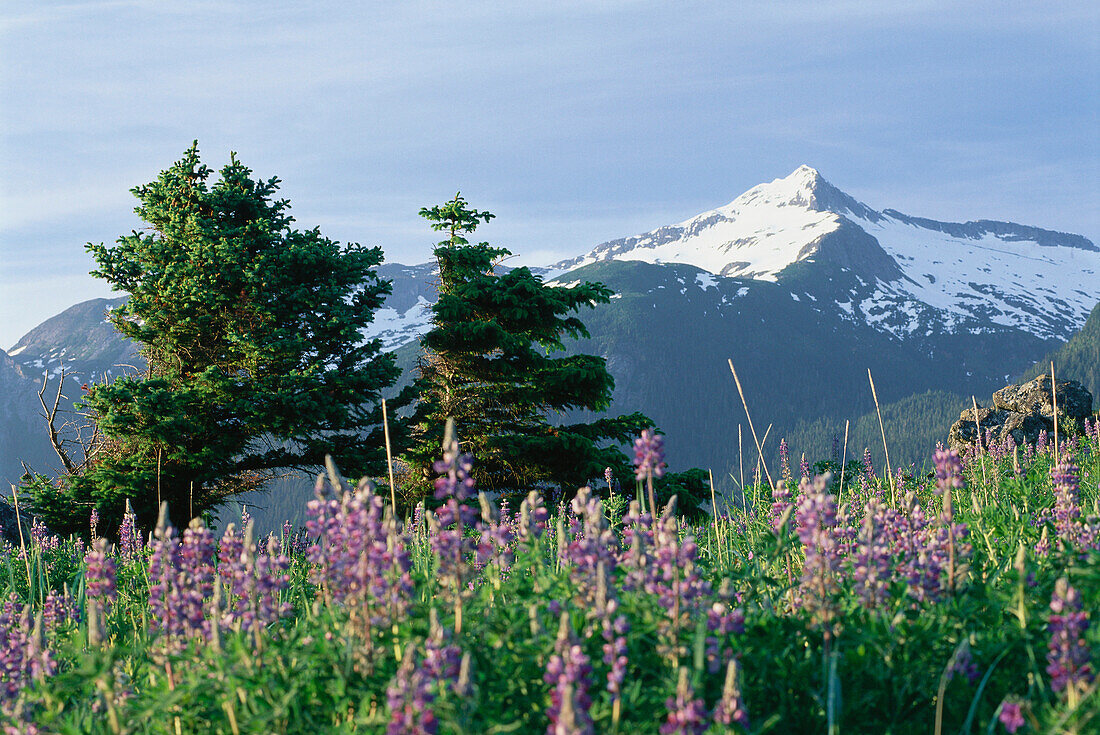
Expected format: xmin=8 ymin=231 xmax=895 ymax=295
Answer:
xmin=363 ymin=296 xmax=434 ymax=353
xmin=841 ymin=210 xmax=1099 ymax=340
xmin=555 ymin=166 xmax=844 ymax=280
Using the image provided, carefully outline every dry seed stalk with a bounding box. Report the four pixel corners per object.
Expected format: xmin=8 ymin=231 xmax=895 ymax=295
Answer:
xmin=868 ymin=369 xmax=895 ymax=504
xmin=728 ymin=360 xmax=775 ymax=488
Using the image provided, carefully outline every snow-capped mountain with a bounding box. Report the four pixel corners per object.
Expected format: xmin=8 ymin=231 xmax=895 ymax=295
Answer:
xmin=553 ymin=165 xmax=1099 ymax=343
xmin=4 ymin=166 xmax=1097 ymax=488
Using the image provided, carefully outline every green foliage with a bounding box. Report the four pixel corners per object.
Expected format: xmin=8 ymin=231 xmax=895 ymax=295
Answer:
xmin=402 ymin=194 xmax=652 ymax=494
xmin=5 ymin=431 xmax=1100 ymax=733
xmin=25 ymin=143 xmax=399 ymax=534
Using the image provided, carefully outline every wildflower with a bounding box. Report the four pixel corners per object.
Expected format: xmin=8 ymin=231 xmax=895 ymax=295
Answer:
xmin=564 ymin=487 xmax=618 ymax=609
xmin=386 ymin=614 xmax=464 ymax=735
xmin=633 ymin=429 xmax=666 ymax=482
xmin=84 ymin=538 xmax=117 ymax=612
xmin=769 ymin=481 xmax=793 ymax=534
xmin=519 ymin=491 xmax=550 ymax=540
xmin=41 ymin=590 xmax=76 ymax=632
xmin=659 ymin=668 xmax=708 ymax=735
xmin=852 ymin=499 xmax=892 ymax=609
xmin=0 ymin=597 xmax=56 ymax=716
xmin=29 ymin=518 xmax=58 ymax=553
xmin=601 ymin=601 xmax=629 ymax=705
xmin=779 ymin=439 xmax=792 ymax=486
xmin=713 ymin=659 xmax=750 ymax=730
xmin=933 ymin=448 xmax=964 ymax=497
xmin=705 ymin=601 xmax=745 ymax=674
xmin=1050 ymin=459 xmax=1082 ymax=547
xmin=118 ymin=500 xmax=141 ymax=561
xmin=1046 ymin=578 xmax=1093 ymax=698
xmin=997 ymin=699 xmax=1025 ymax=733
xmin=545 ymin=616 xmax=594 ymax=735
xmin=89 ymin=508 xmax=99 ymax=540
xmin=796 ymin=474 xmax=840 ymax=619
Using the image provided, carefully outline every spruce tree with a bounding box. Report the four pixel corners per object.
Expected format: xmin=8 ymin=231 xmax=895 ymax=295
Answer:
xmin=402 ymin=194 xmax=651 ymax=495
xmin=27 ymin=143 xmax=399 ymax=533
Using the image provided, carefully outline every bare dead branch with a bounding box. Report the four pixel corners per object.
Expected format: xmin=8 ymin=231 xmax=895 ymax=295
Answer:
xmin=38 ymin=367 xmax=77 ymax=474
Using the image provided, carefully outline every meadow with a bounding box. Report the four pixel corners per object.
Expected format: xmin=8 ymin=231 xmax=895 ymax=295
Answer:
xmin=1 ymin=424 xmax=1097 ymax=734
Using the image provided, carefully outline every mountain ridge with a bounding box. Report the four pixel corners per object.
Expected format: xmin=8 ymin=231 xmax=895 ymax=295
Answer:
xmin=3 ymin=166 xmax=1096 ymax=498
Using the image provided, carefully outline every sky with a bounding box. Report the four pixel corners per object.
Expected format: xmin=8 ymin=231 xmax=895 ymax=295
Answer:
xmin=1 ymin=1 xmax=1097 ymax=349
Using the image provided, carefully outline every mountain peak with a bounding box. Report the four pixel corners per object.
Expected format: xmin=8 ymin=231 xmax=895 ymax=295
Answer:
xmin=725 ymin=165 xmax=875 ymax=219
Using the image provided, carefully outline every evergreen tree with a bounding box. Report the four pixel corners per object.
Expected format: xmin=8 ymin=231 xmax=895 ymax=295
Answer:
xmin=402 ymin=194 xmax=651 ymax=495
xmin=26 ymin=143 xmax=399 ymax=534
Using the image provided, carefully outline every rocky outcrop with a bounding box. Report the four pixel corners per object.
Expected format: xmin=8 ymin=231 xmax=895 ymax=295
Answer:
xmin=949 ymin=375 xmax=1093 ymax=451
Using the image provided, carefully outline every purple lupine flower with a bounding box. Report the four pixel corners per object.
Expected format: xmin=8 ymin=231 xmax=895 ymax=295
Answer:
xmin=604 ymin=467 xmax=614 ymax=491
xmin=118 ymin=501 xmax=141 ymax=561
xmin=219 ymin=522 xmax=290 ymax=636
xmin=713 ymin=659 xmax=750 ymax=730
xmin=1050 ymin=459 xmax=1082 ymax=547
xmin=934 ymin=449 xmax=965 ymax=497
xmin=386 ymin=645 xmax=436 ymax=735
xmin=89 ymin=508 xmax=99 ymax=540
xmin=429 ymin=438 xmax=480 ymax=604
xmin=175 ymin=518 xmax=216 ymax=634
xmin=832 ymin=502 xmax=858 ymax=561
xmin=544 ymin=623 xmax=594 ymax=735
xmin=253 ymin=536 xmax=292 ymax=626
xmin=29 ymin=518 xmax=58 ymax=553
xmin=997 ymin=700 xmax=1025 ymax=733
xmin=705 ymin=601 xmax=745 ymax=674
xmin=800 ymin=453 xmax=811 ymax=481
xmin=476 ymin=494 xmax=515 ymax=572
xmin=563 ymin=487 xmax=618 ymax=608
xmin=645 ymin=505 xmax=716 ymax=662
xmin=796 ymin=474 xmax=840 ymax=619
xmin=769 ymin=481 xmax=793 ymax=535
xmin=779 ymin=439 xmax=792 ymax=486
xmin=433 ymin=441 xmax=476 ymax=502
xmin=412 ymin=501 xmax=425 ymax=538
xmin=41 ymin=590 xmax=76 ymax=632
xmin=305 ymin=475 xmax=414 ymax=669
xmin=84 ymin=538 xmax=117 ymax=612
xmin=659 ymin=668 xmax=708 ymax=735
xmin=518 ymin=491 xmax=549 ymax=537
xmin=147 ymin=518 xmax=185 ymax=647
xmin=633 ymin=429 xmax=666 ymax=482
xmin=386 ymin=617 xmax=464 ymax=735
xmin=0 ymin=596 xmax=57 ymax=715
xmin=1036 ymin=430 xmax=1048 ymax=455
xmin=618 ymin=500 xmax=654 ymax=593
xmin=147 ymin=511 xmax=217 ymax=652
xmin=1046 ymin=578 xmax=1093 ymax=697
xmin=946 ymin=642 xmax=980 ymax=685
xmin=601 ymin=602 xmax=629 ymax=704
xmin=851 ymin=499 xmax=892 ymax=609
xmin=862 ymin=448 xmax=876 ymax=483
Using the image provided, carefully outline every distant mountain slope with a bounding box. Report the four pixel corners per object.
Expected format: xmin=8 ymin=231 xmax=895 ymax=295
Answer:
xmin=1018 ymin=301 xmax=1100 ymax=402
xmin=0 ymin=347 xmax=56 ymax=484
xmin=8 ymin=296 xmax=140 ymax=381
xmin=548 ymin=260 xmax=1048 ymax=483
